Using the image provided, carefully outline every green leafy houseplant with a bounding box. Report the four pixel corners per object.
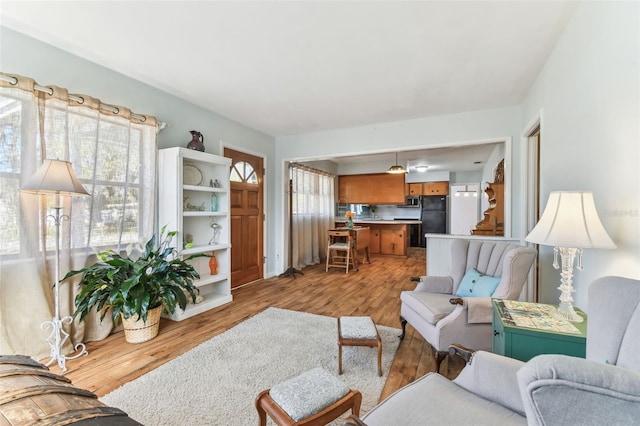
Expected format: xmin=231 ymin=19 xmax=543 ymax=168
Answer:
xmin=65 ymin=226 xmax=204 ymax=328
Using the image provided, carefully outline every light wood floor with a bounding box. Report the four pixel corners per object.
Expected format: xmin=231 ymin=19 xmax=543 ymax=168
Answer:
xmin=53 ymin=248 xmax=464 ymax=402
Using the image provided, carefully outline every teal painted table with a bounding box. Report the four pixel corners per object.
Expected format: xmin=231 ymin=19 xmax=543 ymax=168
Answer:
xmin=492 ymin=299 xmax=587 ymax=362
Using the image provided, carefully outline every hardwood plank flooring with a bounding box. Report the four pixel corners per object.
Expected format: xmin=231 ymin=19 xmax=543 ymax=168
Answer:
xmin=51 ymin=248 xmax=464 ymax=402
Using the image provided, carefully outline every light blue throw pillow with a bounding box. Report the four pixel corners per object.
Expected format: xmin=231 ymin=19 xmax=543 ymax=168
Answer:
xmin=455 ymin=268 xmax=501 ymax=297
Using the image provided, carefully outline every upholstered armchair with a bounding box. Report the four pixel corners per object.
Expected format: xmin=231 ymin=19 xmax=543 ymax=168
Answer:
xmin=400 ymin=239 xmax=537 ymax=369
xmin=345 ymin=276 xmax=640 ymax=425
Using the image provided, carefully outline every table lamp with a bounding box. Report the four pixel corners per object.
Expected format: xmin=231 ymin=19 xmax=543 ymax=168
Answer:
xmin=525 ymin=191 xmax=616 ymax=322
xmin=20 ymin=159 xmax=90 ymax=371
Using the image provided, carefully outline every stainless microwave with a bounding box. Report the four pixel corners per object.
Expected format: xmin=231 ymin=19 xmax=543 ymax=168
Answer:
xmin=400 ymin=196 xmax=421 ymax=207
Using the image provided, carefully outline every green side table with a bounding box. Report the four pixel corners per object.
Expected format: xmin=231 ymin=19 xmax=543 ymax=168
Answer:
xmin=492 ymin=299 xmax=587 ymax=362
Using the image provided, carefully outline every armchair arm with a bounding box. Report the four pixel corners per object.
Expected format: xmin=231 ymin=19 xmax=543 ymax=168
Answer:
xmin=448 ymin=297 xmax=494 ymax=323
xmin=414 ymin=276 xmax=453 ymax=293
xmin=453 ymin=351 xmax=526 ymax=416
xmin=463 ymin=297 xmax=493 ymax=323
xmin=517 ymin=354 xmax=640 ymax=426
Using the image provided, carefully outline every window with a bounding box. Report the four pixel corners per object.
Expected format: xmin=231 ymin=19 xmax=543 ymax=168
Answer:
xmin=0 ymin=90 xmax=156 ymax=256
xmin=230 ymin=160 xmax=258 ymax=184
xmin=0 ymin=74 xmax=157 ymax=359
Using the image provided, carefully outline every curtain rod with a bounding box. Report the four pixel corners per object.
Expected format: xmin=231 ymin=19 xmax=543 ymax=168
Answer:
xmin=289 ymin=162 xmax=335 ymax=177
xmin=0 ymin=73 xmax=167 ymax=132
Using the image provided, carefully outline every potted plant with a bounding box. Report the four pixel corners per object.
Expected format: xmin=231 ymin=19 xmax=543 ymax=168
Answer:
xmin=64 ymin=226 xmax=204 ymax=343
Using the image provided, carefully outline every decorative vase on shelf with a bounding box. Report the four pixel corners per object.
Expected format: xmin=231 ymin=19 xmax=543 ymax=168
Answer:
xmin=211 ymin=193 xmax=218 ymax=212
xmin=347 ymin=218 xmax=354 ymax=229
xmin=209 ymin=251 xmax=218 ymax=275
xmin=186 ymin=130 xmax=204 ymax=152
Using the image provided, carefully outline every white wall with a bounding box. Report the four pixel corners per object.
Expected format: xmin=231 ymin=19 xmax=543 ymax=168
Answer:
xmin=521 ymin=1 xmax=640 ymax=309
xmin=275 ymin=106 xmax=523 ymax=272
xmin=0 ymin=26 xmax=280 ymax=277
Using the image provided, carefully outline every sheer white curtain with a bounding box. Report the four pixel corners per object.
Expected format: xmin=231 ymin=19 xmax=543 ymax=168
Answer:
xmin=0 ymin=74 xmax=157 ymax=360
xmin=290 ymin=164 xmax=335 ymax=269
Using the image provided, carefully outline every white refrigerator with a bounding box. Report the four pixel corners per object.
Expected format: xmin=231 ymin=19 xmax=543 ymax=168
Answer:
xmin=449 ymin=184 xmax=480 ymax=235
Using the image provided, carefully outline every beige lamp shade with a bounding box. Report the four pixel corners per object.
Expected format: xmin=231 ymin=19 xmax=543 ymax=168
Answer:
xmin=525 ymin=191 xmax=616 ymax=249
xmin=20 ymin=159 xmax=89 ymax=197
xmin=387 ymin=152 xmax=408 ymax=174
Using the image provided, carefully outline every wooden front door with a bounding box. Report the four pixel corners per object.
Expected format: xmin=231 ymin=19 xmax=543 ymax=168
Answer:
xmin=224 ymin=148 xmax=264 ymax=288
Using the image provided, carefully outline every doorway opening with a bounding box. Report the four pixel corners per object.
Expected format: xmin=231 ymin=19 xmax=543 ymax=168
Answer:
xmin=522 ymin=115 xmax=541 ymax=301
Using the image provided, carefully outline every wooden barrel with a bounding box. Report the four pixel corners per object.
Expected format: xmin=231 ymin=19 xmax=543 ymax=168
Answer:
xmin=0 ymin=355 xmax=141 ymax=425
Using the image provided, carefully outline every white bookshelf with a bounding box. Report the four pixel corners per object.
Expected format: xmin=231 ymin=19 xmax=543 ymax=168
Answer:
xmin=158 ymin=147 xmax=232 ymax=321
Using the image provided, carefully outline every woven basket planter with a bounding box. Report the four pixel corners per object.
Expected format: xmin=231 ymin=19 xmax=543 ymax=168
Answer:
xmin=121 ymin=305 xmax=162 ymax=344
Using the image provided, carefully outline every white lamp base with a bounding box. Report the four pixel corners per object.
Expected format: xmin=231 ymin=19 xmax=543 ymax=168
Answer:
xmin=553 ymin=302 xmax=584 ymax=323
xmin=553 ymin=246 xmax=584 ymax=323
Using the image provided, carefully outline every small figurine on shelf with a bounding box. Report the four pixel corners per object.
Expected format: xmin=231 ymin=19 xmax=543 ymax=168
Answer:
xmin=184 ymin=233 xmax=194 ymax=249
xmin=209 ymin=222 xmax=221 ymax=245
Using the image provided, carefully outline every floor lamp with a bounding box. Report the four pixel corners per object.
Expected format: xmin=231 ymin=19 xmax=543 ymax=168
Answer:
xmin=21 ymin=159 xmax=90 ymax=371
xmin=526 ymin=191 xmax=616 ymax=322
xmin=279 ymin=178 xmax=304 ymax=279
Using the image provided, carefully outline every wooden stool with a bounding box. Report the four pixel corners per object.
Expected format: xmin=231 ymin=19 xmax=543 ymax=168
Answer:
xmin=255 ymin=367 xmax=362 ymax=426
xmin=338 ymin=316 xmax=383 ymax=376
xmin=326 ymin=230 xmax=355 ymax=273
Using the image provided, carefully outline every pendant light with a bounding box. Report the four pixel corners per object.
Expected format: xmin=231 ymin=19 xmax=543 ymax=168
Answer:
xmin=387 ymin=152 xmax=407 ymax=174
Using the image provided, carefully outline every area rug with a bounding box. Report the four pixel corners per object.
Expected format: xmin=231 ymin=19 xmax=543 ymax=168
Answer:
xmin=100 ymin=307 xmax=400 ymax=425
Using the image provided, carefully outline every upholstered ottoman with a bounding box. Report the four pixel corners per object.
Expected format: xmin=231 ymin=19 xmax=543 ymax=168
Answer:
xmin=255 ymin=367 xmax=362 ymax=425
xmin=338 ymin=316 xmax=383 ymax=376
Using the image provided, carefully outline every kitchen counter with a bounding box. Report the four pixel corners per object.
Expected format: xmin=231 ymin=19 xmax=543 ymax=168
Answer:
xmin=334 ymin=218 xmax=421 ymax=225
xmin=334 ymin=219 xmax=420 ymax=257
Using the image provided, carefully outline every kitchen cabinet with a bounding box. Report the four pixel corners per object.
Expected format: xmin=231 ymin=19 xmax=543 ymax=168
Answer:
xmin=334 ymin=222 xmax=408 ymax=257
xmin=422 ymin=181 xmax=449 ymax=195
xmin=380 ymin=227 xmax=406 ymax=255
xmin=369 ymin=228 xmax=381 ymax=255
xmin=407 ymin=183 xmax=422 ymax=197
xmin=158 ymin=147 xmax=232 ymax=321
xmin=338 ymin=173 xmax=405 ymax=204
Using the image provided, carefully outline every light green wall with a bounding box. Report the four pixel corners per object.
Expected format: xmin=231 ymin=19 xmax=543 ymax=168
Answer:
xmin=521 ymin=1 xmax=640 ymax=308
xmin=0 ymin=26 xmax=279 ymax=276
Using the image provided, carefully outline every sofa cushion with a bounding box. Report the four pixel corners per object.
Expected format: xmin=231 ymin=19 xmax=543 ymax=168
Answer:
xmin=362 ymin=372 xmax=526 ymax=425
xmin=456 ymin=268 xmax=501 ymax=297
xmin=400 ymin=292 xmax=456 ymax=325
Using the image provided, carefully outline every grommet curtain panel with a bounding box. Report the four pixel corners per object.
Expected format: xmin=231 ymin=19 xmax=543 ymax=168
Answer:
xmin=290 ymin=164 xmax=335 ymax=269
xmin=0 ymin=73 xmax=157 ymax=360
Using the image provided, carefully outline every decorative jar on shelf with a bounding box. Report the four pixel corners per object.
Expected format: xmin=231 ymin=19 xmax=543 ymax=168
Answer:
xmin=209 ymin=251 xmax=218 ymax=275
xmin=186 ymin=130 xmax=204 ymax=152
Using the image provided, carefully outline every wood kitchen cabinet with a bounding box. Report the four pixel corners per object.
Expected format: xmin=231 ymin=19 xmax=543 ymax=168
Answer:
xmin=368 ymin=224 xmax=407 ymax=256
xmin=380 ymin=227 xmax=406 ymax=255
xmin=338 ymin=173 xmax=405 ymax=204
xmin=422 ymin=181 xmax=449 ymax=195
xmin=407 ymin=183 xmax=422 ymax=197
xmin=335 ymin=222 xmax=408 ymax=257
xmin=369 ymin=228 xmax=381 ymax=255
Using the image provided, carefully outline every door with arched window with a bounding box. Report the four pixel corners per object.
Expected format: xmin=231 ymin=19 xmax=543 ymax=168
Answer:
xmin=224 ymin=148 xmax=264 ymax=287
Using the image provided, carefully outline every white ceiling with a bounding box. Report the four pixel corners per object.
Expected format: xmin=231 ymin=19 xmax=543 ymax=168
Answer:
xmin=1 ymin=1 xmax=577 ymax=139
xmin=329 ymin=142 xmax=502 ymax=173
